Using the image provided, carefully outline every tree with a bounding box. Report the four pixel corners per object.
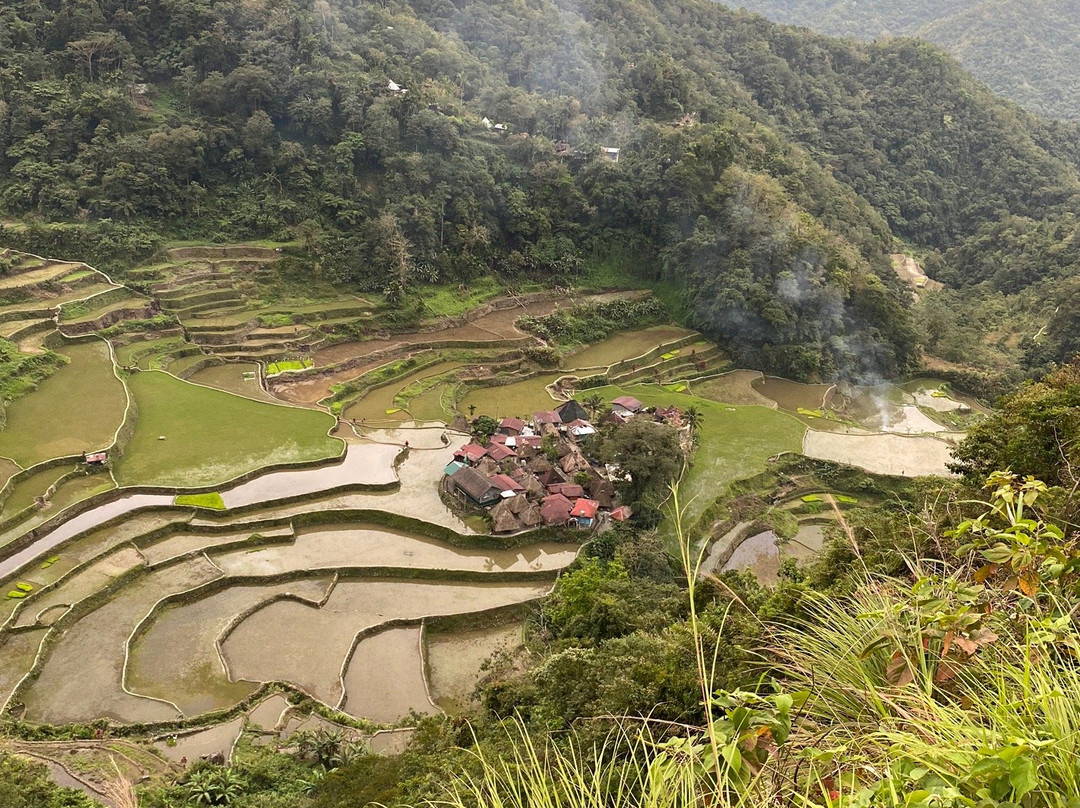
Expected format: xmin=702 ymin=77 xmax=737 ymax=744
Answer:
xmin=950 ymin=360 xmax=1080 ymax=501
xmin=0 ymin=753 xmax=96 ymax=808
xmin=473 ymin=415 xmax=498 ymax=442
xmin=684 ymin=405 xmax=703 ymax=433
xmin=581 ymin=393 xmax=604 ymax=418
xmin=596 ymin=419 xmax=683 ymax=504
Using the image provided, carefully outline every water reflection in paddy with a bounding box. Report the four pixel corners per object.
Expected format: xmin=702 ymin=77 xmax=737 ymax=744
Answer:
xmin=210 ymin=524 xmax=578 ymax=576
xmin=0 ymin=442 xmax=404 ymax=579
xmin=722 ymin=530 xmax=780 ymax=585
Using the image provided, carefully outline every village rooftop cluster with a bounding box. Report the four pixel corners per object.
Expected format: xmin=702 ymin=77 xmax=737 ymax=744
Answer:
xmin=442 ymin=395 xmax=684 ymax=534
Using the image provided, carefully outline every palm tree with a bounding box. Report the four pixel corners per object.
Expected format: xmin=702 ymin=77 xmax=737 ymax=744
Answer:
xmin=684 ymin=405 xmax=703 ymax=433
xmin=581 ymin=393 xmax=604 ymax=419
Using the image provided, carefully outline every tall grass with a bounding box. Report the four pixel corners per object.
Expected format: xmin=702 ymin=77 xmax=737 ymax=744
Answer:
xmin=430 ymin=471 xmax=1080 ymax=807
xmin=430 ymin=490 xmax=775 ymax=808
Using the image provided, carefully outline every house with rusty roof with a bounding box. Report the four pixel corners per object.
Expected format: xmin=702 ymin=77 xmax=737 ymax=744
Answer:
xmin=533 ymin=411 xmax=561 ymax=427
xmin=449 ymin=466 xmax=502 ymax=507
xmin=611 ymin=395 xmax=643 ymax=416
xmin=486 ymin=442 xmax=518 ymax=463
xmin=454 ymin=443 xmax=488 ymax=465
xmin=540 ymin=493 xmax=574 ymax=526
xmin=497 ymin=417 xmax=525 ymax=436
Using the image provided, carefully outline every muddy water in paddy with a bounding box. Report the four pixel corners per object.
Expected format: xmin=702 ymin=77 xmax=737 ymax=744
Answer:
xmin=358 ymin=423 xmax=463 ymax=449
xmin=901 ymin=378 xmax=990 ymax=414
xmin=248 ymin=693 xmax=291 ymax=731
xmin=0 ymin=627 xmax=47 ymax=704
xmin=0 ymin=442 xmax=405 ymax=579
xmin=692 ymin=371 xmax=774 ymax=408
xmin=722 ymin=531 xmax=781 ymax=585
xmin=803 ymin=431 xmax=956 ymax=477
xmin=13 ymin=546 xmax=144 ymax=628
xmin=222 ymin=579 xmax=550 ymax=705
xmin=128 ymin=577 xmax=334 ymax=716
xmin=0 ymin=493 xmax=172 ymax=578
xmin=219 ymin=442 xmax=400 ymax=508
xmin=426 ymin=622 xmax=523 ymax=712
xmin=783 ymin=523 xmax=828 ymax=563
xmin=156 ymin=717 xmax=244 ymax=764
xmin=0 ymin=465 xmax=71 ymax=522
xmin=22 ymin=556 xmax=222 ymax=724
xmin=138 ymin=525 xmax=293 ymax=567
xmin=1 ymin=511 xmax=185 ymax=594
xmin=210 ymin=524 xmax=577 ymax=577
xmin=341 ymin=626 xmax=435 ymax=722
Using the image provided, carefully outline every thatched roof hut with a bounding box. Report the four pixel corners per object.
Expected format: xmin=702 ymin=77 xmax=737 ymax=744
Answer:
xmin=490 ymin=499 xmax=523 ymax=534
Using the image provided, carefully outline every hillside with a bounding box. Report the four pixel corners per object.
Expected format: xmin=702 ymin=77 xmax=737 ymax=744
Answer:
xmin=719 ymin=0 xmax=1080 ymax=121
xmin=2 ymin=0 xmax=1080 ymax=384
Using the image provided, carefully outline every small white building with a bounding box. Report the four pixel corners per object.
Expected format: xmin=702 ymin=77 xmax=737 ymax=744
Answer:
xmin=601 ymin=147 xmax=620 ymax=163
xmin=387 ymin=80 xmax=407 ymax=95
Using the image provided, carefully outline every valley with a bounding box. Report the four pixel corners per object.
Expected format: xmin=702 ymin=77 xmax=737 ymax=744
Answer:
xmin=0 ymin=244 xmax=981 ymax=780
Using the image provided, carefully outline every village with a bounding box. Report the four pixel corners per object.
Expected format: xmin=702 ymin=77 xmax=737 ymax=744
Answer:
xmin=442 ymin=394 xmax=688 ymax=534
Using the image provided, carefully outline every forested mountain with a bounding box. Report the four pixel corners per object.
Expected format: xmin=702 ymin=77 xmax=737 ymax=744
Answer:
xmin=2 ymin=0 xmax=1080 ymax=381
xmin=719 ymin=0 xmax=1080 ymax=122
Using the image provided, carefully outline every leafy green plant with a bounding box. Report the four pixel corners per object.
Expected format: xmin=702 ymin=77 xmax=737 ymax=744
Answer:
xmin=183 ymin=767 xmax=245 ymax=806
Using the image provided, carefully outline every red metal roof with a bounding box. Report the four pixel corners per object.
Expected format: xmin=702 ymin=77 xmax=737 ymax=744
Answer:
xmin=533 ymin=411 xmax=561 ymax=424
xmin=546 ymin=483 xmax=585 ymax=498
xmin=610 ymin=506 xmax=632 ymax=521
xmin=539 ymin=493 xmax=573 ymax=525
xmin=612 ymin=396 xmax=643 ymax=411
xmin=486 ymin=443 xmax=518 ymax=461
xmin=499 ymin=417 xmax=525 ymax=432
xmin=455 ymin=444 xmax=488 ymax=460
xmin=571 ymin=498 xmax=600 ymax=519
xmin=489 ymin=474 xmax=525 ymax=492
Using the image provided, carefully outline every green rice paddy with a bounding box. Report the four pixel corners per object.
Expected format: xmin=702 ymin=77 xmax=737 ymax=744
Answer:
xmin=114 ymin=372 xmax=340 ymax=487
xmin=586 ymin=383 xmax=807 ymax=531
xmin=174 ymin=492 xmax=226 ymax=510
xmin=0 ymin=340 xmax=127 ymax=466
xmin=266 ymin=358 xmax=313 ymax=375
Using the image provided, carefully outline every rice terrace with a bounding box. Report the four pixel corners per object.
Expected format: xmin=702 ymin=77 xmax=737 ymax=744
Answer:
xmin=0 ymin=242 xmax=986 ymax=798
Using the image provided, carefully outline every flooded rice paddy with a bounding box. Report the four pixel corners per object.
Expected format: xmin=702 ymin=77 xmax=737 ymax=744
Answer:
xmin=721 ymin=530 xmax=781 ymax=585
xmin=458 ymin=374 xmax=565 ymax=419
xmin=562 ymin=325 xmax=696 ymax=369
xmin=129 ymin=578 xmax=334 ymax=716
xmin=803 ymin=430 xmax=957 ymax=477
xmin=342 ymin=360 xmax=465 ymax=423
xmin=751 ymin=377 xmax=834 ymax=413
xmin=223 ymin=579 xmax=550 ymax=706
xmin=0 ymin=276 xmax=986 ymax=735
xmin=211 ymin=525 xmax=576 ymax=577
xmin=426 ymin=622 xmax=523 ymax=712
xmin=341 ymin=626 xmax=435 ymax=722
xmin=21 ymin=556 xmax=223 ymax=724
xmin=155 ymin=717 xmax=244 ymax=764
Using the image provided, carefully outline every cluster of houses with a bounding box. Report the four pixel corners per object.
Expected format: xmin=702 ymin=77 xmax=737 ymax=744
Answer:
xmin=443 ymin=395 xmax=671 ymax=534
